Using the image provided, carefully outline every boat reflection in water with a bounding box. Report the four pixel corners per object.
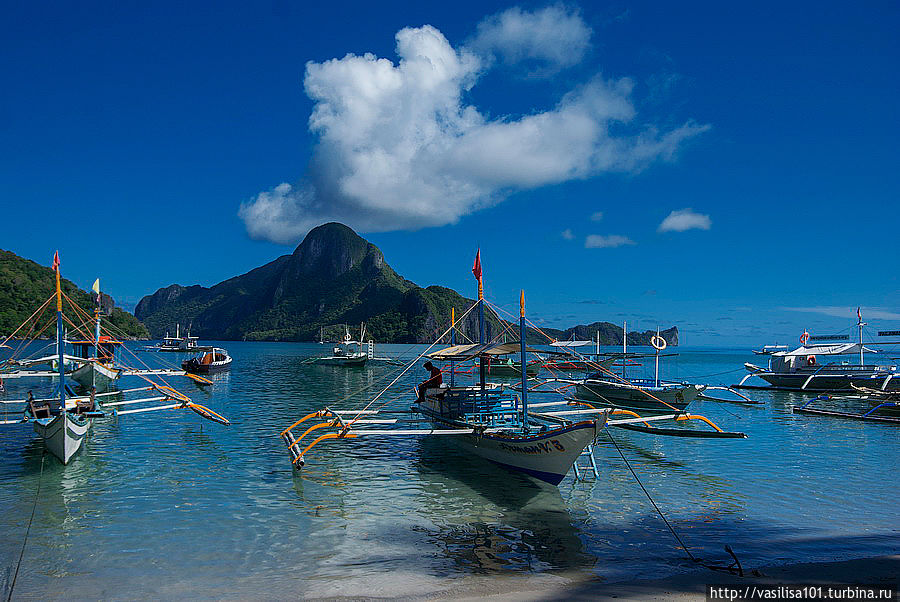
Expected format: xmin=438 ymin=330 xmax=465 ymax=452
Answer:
xmin=412 ymin=436 xmax=595 ymax=574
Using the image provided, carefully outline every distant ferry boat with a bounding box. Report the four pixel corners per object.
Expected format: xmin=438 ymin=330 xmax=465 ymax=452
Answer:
xmin=144 ymin=324 xmax=210 ymax=352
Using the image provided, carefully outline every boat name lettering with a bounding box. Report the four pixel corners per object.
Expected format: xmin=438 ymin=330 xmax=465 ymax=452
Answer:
xmin=497 ymin=440 xmax=565 ymax=454
xmin=878 ymin=331 xmax=900 ymax=337
xmin=808 ymin=334 xmax=850 ymax=341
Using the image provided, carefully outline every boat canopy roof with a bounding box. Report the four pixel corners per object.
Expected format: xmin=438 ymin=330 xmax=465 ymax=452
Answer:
xmin=428 ymin=342 xmax=552 ymax=361
xmin=550 ymin=340 xmax=593 ymax=348
xmin=779 ymin=343 xmax=876 ymax=356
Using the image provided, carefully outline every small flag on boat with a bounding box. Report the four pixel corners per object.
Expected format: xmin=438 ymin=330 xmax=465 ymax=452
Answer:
xmin=472 ymin=250 xmax=482 ymax=282
xmin=92 ymin=278 xmax=101 ymax=303
xmin=857 ymin=306 xmax=861 ymax=320
xmin=51 ymin=251 xmax=59 ymax=272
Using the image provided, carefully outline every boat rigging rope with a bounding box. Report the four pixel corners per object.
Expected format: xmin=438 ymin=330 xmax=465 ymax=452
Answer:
xmin=605 ymin=429 xmax=744 ymax=577
xmin=6 ymin=451 xmax=45 ymax=602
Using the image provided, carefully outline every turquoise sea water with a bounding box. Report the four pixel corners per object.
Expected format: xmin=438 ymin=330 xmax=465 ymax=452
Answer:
xmin=1 ymin=343 xmax=898 ymax=598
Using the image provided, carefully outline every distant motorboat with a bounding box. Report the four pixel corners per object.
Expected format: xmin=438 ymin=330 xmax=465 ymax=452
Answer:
xmin=182 ymin=348 xmax=233 ymax=374
xmin=753 ymin=344 xmax=789 ymax=355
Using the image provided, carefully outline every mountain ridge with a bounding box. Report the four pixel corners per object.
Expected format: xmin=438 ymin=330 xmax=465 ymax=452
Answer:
xmin=135 ymin=223 xmax=678 ymax=345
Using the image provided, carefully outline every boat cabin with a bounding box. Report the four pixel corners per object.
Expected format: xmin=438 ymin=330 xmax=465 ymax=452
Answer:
xmin=198 ymin=349 xmax=228 ymax=365
xmin=71 ymin=336 xmax=123 ymax=365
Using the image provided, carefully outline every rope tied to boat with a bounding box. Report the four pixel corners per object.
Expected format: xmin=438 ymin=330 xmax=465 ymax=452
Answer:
xmin=6 ymin=450 xmax=45 ymax=602
xmin=605 ymin=429 xmax=746 ymax=577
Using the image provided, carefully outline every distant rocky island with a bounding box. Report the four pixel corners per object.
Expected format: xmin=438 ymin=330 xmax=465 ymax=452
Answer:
xmin=135 ymin=223 xmax=678 ymax=346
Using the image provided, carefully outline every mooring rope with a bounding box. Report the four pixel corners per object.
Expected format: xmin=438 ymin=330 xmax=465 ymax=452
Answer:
xmin=7 ymin=451 xmax=45 ymax=601
xmin=605 ymin=429 xmax=744 ymax=576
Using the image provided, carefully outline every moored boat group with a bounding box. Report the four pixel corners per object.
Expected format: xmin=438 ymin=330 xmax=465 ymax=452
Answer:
xmin=3 ymin=252 xmax=897 ymax=487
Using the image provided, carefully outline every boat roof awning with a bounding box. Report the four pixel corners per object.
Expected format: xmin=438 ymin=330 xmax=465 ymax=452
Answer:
xmin=427 ymin=342 xmax=551 ymax=361
xmin=779 ymin=343 xmax=876 ymax=356
xmin=550 ymin=340 xmax=593 ymax=348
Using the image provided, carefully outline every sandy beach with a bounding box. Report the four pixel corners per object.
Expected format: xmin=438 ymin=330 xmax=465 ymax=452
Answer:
xmin=448 ymin=555 xmax=899 ymax=601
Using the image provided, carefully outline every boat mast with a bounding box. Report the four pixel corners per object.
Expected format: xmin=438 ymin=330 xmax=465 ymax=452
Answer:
xmin=53 ymin=252 xmax=66 ymax=413
xmin=450 ymin=307 xmax=456 ymax=388
xmin=622 ymin=321 xmax=627 ymax=379
xmin=475 ymin=250 xmax=485 ymax=393
xmin=655 ymin=327 xmax=660 ymax=388
xmin=519 ymin=290 xmax=528 ymax=428
xmin=857 ymin=307 xmax=865 ymax=365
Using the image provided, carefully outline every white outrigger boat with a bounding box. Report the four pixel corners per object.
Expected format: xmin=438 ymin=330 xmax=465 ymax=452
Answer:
xmin=736 ymin=312 xmax=900 ymax=393
xmin=281 ymin=254 xmax=744 ymax=486
xmin=0 ymin=253 xmax=229 ymax=465
xmin=303 ymin=323 xmax=399 ymax=367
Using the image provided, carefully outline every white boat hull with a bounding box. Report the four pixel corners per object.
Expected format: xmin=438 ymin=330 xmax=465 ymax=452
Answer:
xmin=32 ymin=412 xmax=91 ymax=464
xmin=443 ymin=421 xmax=603 ymax=485
xmin=71 ymin=362 xmax=121 ymax=391
xmin=419 ymin=391 xmax=605 ymax=485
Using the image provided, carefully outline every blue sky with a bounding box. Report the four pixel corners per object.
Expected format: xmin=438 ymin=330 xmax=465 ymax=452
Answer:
xmin=2 ymin=1 xmax=898 ymax=345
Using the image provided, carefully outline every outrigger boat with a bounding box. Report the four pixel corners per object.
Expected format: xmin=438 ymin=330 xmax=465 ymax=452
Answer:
xmin=736 ymin=312 xmax=900 ymax=393
xmin=793 ymin=388 xmax=900 ymax=423
xmin=566 ymin=327 xmax=704 ymax=413
xmin=281 ymin=253 xmax=745 ymax=486
xmin=541 ymin=338 xmax=615 ymax=373
xmin=305 ymin=325 xmax=369 ymax=367
xmin=0 ymin=254 xmax=229 ymax=464
xmin=481 ymin=356 xmax=542 ymax=377
xmin=303 ymin=323 xmax=399 ymax=366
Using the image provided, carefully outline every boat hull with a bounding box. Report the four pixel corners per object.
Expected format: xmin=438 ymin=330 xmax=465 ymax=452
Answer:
xmin=416 ymin=390 xmax=604 ymax=485
xmin=71 ymin=362 xmax=121 ymax=391
xmin=574 ymin=380 xmax=702 ymax=413
xmin=182 ymin=357 xmax=232 ymax=374
xmin=426 ymin=415 xmax=600 ymax=485
xmin=481 ymin=361 xmax=539 ymax=377
xmin=311 ymin=355 xmax=368 ymax=367
xmin=32 ymin=412 xmax=91 ymax=464
xmin=746 ymin=366 xmax=900 ymax=392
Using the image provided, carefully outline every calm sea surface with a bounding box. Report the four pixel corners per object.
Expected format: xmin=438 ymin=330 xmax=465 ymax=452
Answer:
xmin=1 ymin=343 xmax=898 ymax=598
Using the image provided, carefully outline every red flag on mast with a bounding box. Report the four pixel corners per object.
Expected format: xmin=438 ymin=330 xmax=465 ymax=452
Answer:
xmin=857 ymin=307 xmax=861 ymax=320
xmin=51 ymin=251 xmax=59 ymax=272
xmin=472 ymin=250 xmax=482 ymax=282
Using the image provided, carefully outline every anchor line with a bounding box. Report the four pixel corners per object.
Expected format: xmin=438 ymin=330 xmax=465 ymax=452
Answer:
xmin=7 ymin=451 xmax=45 ymax=602
xmin=605 ymin=429 xmax=744 ymax=577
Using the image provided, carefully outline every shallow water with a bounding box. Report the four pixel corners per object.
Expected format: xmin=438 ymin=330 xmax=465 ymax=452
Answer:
xmin=1 ymin=343 xmax=897 ymax=598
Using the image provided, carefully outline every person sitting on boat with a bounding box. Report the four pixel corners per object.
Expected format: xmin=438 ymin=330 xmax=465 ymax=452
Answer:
xmin=417 ymin=361 xmax=443 ymax=402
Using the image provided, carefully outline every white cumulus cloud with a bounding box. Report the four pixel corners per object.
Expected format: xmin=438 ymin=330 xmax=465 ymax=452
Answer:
xmin=657 ymin=208 xmax=711 ymax=233
xmin=585 ymin=234 xmax=635 ymax=249
xmin=468 ymin=4 xmax=592 ymax=74
xmin=239 ymin=13 xmax=709 ymax=245
xmin=561 ymin=228 xmax=575 ymax=240
xmin=590 ymin=211 xmax=604 ymax=221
